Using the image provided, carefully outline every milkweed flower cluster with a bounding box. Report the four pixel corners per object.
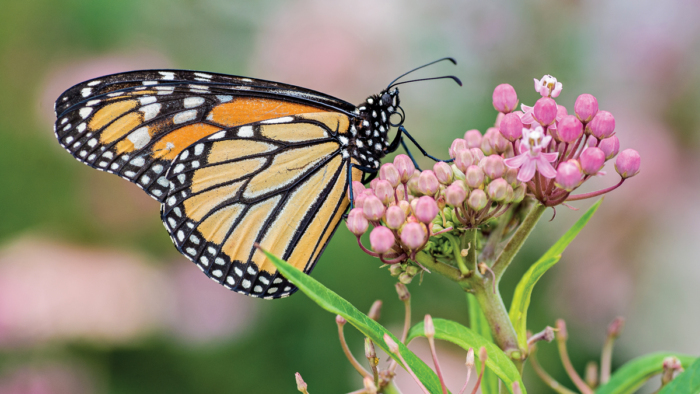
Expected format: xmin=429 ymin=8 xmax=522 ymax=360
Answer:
xmin=497 ymin=75 xmax=641 ymax=206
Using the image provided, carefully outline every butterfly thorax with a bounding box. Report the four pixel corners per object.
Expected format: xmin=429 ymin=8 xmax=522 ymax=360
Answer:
xmin=347 ymin=88 xmax=401 ymax=169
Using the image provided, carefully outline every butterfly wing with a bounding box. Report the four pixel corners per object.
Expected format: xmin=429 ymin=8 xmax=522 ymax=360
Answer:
xmin=161 ymin=113 xmax=363 ymax=298
xmin=53 ymin=70 xmax=357 ymax=201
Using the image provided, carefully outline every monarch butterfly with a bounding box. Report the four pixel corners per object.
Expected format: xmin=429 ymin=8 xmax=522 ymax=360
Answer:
xmin=53 ymin=58 xmax=460 ymax=299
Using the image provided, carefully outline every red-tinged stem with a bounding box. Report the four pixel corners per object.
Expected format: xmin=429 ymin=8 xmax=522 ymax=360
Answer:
xmin=470 ymin=367 xmax=484 ymax=394
xmin=458 ymin=368 xmax=472 ymax=394
xmin=338 ymin=322 xmax=371 ymax=378
xmin=431 ymin=226 xmax=454 ymax=236
xmin=356 ymin=236 xmax=381 ymax=257
xmin=566 ymin=135 xmax=583 ymax=161
xmin=557 ymin=338 xmax=594 ymax=394
xmin=566 ymin=178 xmax=624 ymax=202
xmin=534 ymin=173 xmax=543 ymax=201
xmin=428 ymin=337 xmax=448 ymax=394
xmin=395 ymin=351 xmax=431 ymax=394
xmin=530 ymin=350 xmax=578 ymax=394
xmin=380 ymin=254 xmax=407 ymax=265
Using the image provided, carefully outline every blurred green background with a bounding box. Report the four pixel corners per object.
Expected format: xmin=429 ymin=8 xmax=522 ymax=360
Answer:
xmin=1 ymin=0 xmax=699 ymax=393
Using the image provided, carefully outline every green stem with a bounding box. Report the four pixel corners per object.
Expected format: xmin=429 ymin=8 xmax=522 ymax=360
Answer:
xmin=464 ymin=228 xmax=478 ymax=272
xmin=414 ymin=251 xmax=467 ymax=286
xmin=382 ymin=382 xmax=403 ymax=394
xmin=472 ymin=279 xmax=520 ymax=356
xmin=480 ymin=205 xmax=515 ymax=264
xmin=491 ymin=203 xmax=547 ymax=282
xmin=443 ymin=232 xmax=469 ymax=275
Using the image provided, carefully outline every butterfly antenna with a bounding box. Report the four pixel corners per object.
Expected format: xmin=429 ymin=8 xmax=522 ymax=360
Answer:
xmin=386 ymin=57 xmax=457 ymax=88
xmin=389 ymin=75 xmax=462 ymax=88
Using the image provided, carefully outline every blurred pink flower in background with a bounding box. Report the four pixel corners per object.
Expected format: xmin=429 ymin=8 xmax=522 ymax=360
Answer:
xmin=0 ymin=237 xmax=257 ymax=348
xmin=0 ymin=364 xmax=93 ymax=394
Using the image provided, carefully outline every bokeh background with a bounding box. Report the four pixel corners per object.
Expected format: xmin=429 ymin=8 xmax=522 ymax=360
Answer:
xmin=1 ymin=0 xmax=699 ymax=393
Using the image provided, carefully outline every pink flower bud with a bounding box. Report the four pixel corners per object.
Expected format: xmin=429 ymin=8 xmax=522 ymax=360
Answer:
xmin=470 ymin=148 xmax=485 ymax=164
xmin=433 ymin=161 xmax=454 ymax=184
xmin=445 ymin=183 xmax=467 ymax=206
xmin=492 ymin=83 xmax=519 ymax=113
xmin=488 ymin=127 xmax=509 ymax=153
xmin=505 ymin=167 xmax=518 ymax=186
xmin=385 ymin=205 xmax=406 ymax=229
xmin=574 ymin=94 xmax=598 ymax=123
xmin=579 ymin=147 xmax=605 ymax=175
xmin=480 ymin=136 xmax=494 ymax=156
xmin=454 ymin=149 xmax=474 ymax=173
xmin=599 ymin=136 xmax=620 ymax=160
xmin=373 ymin=179 xmax=394 ymax=205
xmin=467 ymin=189 xmax=488 ymax=211
xmin=379 ymin=163 xmax=401 ymax=187
xmin=354 ymin=193 xmax=368 ymax=209
xmin=407 ymin=175 xmax=421 ymax=195
xmin=414 ymin=196 xmax=439 ymax=224
xmin=487 ymin=178 xmax=508 ymax=202
xmin=398 ymin=200 xmax=411 ymax=215
xmin=615 ymin=149 xmax=640 ymax=178
xmin=512 ymin=183 xmax=526 ymax=203
xmin=557 ymin=104 xmax=568 ymax=118
xmin=393 ymin=154 xmax=415 ymax=183
xmin=482 ymin=155 xmax=506 ymax=179
xmin=346 ymin=208 xmax=369 ymax=235
xmin=363 ymin=195 xmax=386 ymax=221
xmin=555 ymin=160 xmax=583 ymax=191
xmin=499 ymin=113 xmax=523 ymax=142
xmin=370 ymin=226 xmax=395 ymax=254
xmin=351 ymin=181 xmax=365 ymax=199
xmin=417 ymin=170 xmax=440 ymax=196
xmin=557 ymin=115 xmax=583 ymax=143
xmin=383 ymin=333 xmax=399 ymax=354
xmin=400 ymin=222 xmax=427 ymax=250
xmin=464 ymin=129 xmax=482 ymax=148
xmin=465 ymin=165 xmax=485 ymax=189
xmin=369 ymin=178 xmax=380 ymax=190
xmin=588 ymin=111 xmax=615 ymax=139
xmin=533 ymin=97 xmax=557 ymax=126
xmin=449 ymin=138 xmax=469 ymax=159
xmin=587 ymin=136 xmax=598 ymax=147
xmin=504 ymin=183 xmax=514 ymax=203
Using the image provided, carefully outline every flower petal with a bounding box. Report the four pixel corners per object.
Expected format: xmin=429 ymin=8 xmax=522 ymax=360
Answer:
xmin=504 ymin=153 xmax=528 ymax=168
xmin=517 ymin=159 xmax=537 ymax=182
xmin=535 ymin=156 xmax=558 ymax=178
xmin=551 ymin=82 xmax=563 ymax=98
xmin=541 ymin=152 xmax=559 ymax=162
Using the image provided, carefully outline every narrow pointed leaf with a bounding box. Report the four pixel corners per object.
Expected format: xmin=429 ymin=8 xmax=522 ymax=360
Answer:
xmin=263 ymin=249 xmax=448 ymax=394
xmin=407 ymin=318 xmax=525 ymax=394
xmin=467 ymin=294 xmax=499 ymax=394
xmin=509 ymin=198 xmax=603 ymax=350
xmin=596 ymin=352 xmax=696 ymax=394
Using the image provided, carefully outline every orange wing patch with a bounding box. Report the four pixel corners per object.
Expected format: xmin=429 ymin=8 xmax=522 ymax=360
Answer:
xmin=152 ymin=123 xmax=222 ymax=160
xmin=297 ymin=112 xmax=350 ymax=135
xmin=207 ymin=98 xmax=324 ymax=127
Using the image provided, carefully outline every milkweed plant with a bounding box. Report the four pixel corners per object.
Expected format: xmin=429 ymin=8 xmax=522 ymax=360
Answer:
xmin=261 ymin=75 xmax=699 ymax=394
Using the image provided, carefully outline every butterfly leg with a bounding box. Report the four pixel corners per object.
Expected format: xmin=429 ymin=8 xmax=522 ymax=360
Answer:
xmin=399 ymin=125 xmax=455 ymax=164
xmin=346 ymin=161 xmax=378 ymax=210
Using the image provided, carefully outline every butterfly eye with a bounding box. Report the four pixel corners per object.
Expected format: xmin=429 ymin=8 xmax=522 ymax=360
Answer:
xmin=381 ymin=93 xmax=392 ymax=107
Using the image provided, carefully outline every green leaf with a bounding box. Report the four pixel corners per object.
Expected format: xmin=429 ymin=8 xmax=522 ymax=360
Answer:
xmin=467 ymin=294 xmax=499 ymax=394
xmin=407 ymin=318 xmax=525 ymax=394
xmin=658 ymin=355 xmax=700 ymax=394
xmin=509 ymin=198 xmax=603 ymax=350
xmin=595 ymin=352 xmax=696 ymax=394
xmin=263 ymin=249 xmax=448 ymax=394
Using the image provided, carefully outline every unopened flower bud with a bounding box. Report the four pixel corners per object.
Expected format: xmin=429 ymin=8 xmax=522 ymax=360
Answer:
xmin=389 ymin=264 xmax=402 ymax=276
xmin=555 ymin=160 xmax=583 ymax=192
xmin=385 ymin=206 xmax=406 ymax=229
xmin=467 ymin=189 xmax=488 ymax=211
xmin=480 ymin=136 xmax=494 ymax=155
xmin=445 ymin=183 xmax=468 ymax=206
xmin=512 ymin=183 xmax=526 ymax=203
xmin=451 ymin=164 xmax=465 ymax=181
xmin=454 ymin=149 xmax=474 ymax=173
xmin=369 ymin=178 xmax=380 ymax=190
xmin=587 ymin=136 xmax=598 ymax=147
xmin=336 ymin=315 xmax=347 ymax=325
xmin=465 ymin=165 xmax=485 ymax=189
xmin=414 ymin=196 xmax=439 ymax=224
xmin=433 ymin=161 xmax=454 ymax=184
xmin=380 ymin=163 xmax=401 ymax=187
xmin=615 ymin=149 xmax=640 ymax=178
xmin=588 ymin=110 xmax=615 ymax=139
xmin=346 ymin=208 xmax=369 ymax=235
xmin=373 ymin=179 xmax=394 ymax=205
xmin=599 ymin=136 xmax=620 ymax=160
xmin=534 ymin=97 xmax=557 ymax=126
xmin=368 ymin=300 xmax=382 ymax=321
xmin=580 ymin=147 xmax=606 ymax=175
xmin=493 ymin=83 xmax=519 ymax=113
xmin=585 ymin=362 xmax=598 ymax=388
xmin=466 ymin=348 xmax=475 ymax=368
xmin=398 ymin=200 xmax=411 ymax=216
xmin=384 ymin=333 xmax=399 ymax=354
xmin=558 ymin=115 xmax=584 ymax=143
xmin=662 ymin=356 xmax=684 ymax=386
xmin=363 ymin=376 xmax=377 ymax=394
xmin=575 ymin=93 xmax=598 ymax=123
xmin=395 ymin=282 xmax=410 ymax=301
xmin=351 ymin=181 xmax=365 ymax=198
xmin=482 ymin=155 xmax=506 ymax=179
xmin=398 ymin=272 xmax=413 ymax=284
xmin=406 ymin=265 xmax=419 ymax=276
xmin=295 ymin=372 xmax=308 ymax=393
xmin=407 ymin=175 xmax=421 ymax=195
xmin=504 ymin=183 xmax=514 ymax=203
xmin=363 ymin=195 xmax=385 ymax=221
xmin=464 ymin=129 xmax=482 ymax=148
xmin=354 ymin=192 xmax=367 ymax=209
xmin=401 ymin=222 xmax=426 ymax=250
xmin=470 ymin=148 xmax=485 ymax=164
xmin=505 ymin=167 xmax=518 ymax=186
xmin=499 ymin=112 xmax=524 ymax=142
xmin=487 ymin=178 xmax=509 ymax=202
xmin=418 ymin=170 xmax=440 ymax=196
xmin=478 ymin=346 xmax=488 ymax=363
xmin=488 ymin=127 xmax=509 ymax=153
xmin=557 ymin=104 xmax=568 ymax=118
xmin=424 ymin=314 xmax=435 ymax=338
xmin=449 ymin=138 xmax=469 ymax=159
xmin=393 ymin=154 xmax=416 ymax=183
xmin=607 ymin=317 xmax=625 ymax=338
xmin=369 ymin=226 xmax=395 ymax=254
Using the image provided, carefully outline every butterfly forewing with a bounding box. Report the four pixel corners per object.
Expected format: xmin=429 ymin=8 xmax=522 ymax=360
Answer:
xmin=53 ymin=70 xmax=356 ymax=202
xmin=160 ymin=114 xmax=362 ymax=298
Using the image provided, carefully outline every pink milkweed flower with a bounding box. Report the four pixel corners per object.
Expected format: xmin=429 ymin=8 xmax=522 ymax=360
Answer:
xmin=504 ymin=126 xmax=558 ymax=182
xmin=534 ymin=74 xmax=563 ymax=98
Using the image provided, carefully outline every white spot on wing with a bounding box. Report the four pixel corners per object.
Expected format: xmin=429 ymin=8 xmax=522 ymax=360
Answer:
xmin=79 ymin=107 xmax=92 ymax=118
xmin=173 ymin=110 xmax=197 ymax=124
xmin=158 ymin=71 xmax=175 ymax=80
xmin=237 ymin=126 xmax=254 ymax=137
xmin=184 ymin=97 xmax=205 ymax=108
xmin=208 ymin=130 xmax=226 ymax=140
xmin=216 ymin=95 xmax=232 ymax=102
xmin=127 ymin=127 xmax=151 ymax=150
xmin=261 ymin=116 xmax=293 ymax=124
xmin=140 ymin=103 xmax=161 ymax=121
xmin=81 ymin=88 xmax=92 ymax=97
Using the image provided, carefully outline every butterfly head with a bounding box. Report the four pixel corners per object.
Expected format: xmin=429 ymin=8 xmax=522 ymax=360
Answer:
xmin=351 ymin=88 xmax=403 ymax=168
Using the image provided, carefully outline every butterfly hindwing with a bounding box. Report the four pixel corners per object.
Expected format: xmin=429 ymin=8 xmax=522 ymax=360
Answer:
xmin=160 ymin=114 xmax=362 ymax=298
xmin=53 ymin=70 xmax=357 ymax=202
